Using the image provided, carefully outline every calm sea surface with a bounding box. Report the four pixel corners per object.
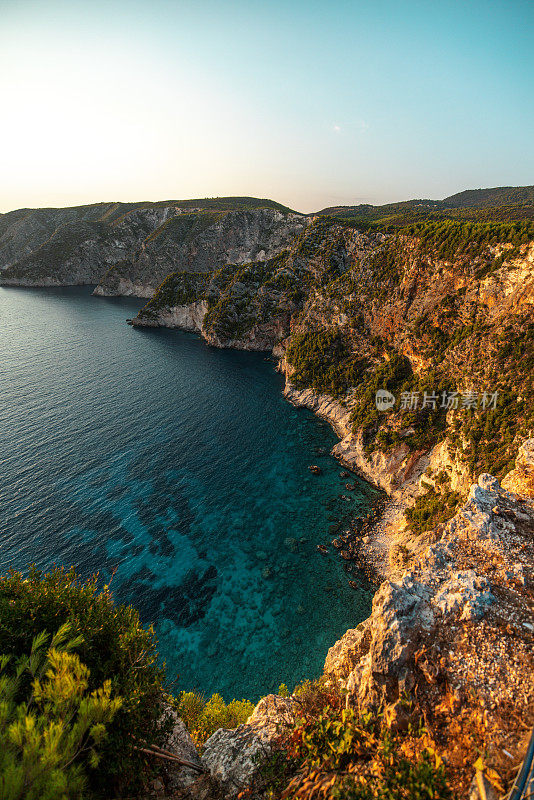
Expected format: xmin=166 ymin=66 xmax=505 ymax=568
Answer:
xmin=0 ymin=286 xmax=375 ymax=699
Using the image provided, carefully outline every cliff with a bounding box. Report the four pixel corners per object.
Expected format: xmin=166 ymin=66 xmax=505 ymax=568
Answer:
xmin=94 ymin=209 xmax=308 ymax=298
xmin=0 ymin=198 xmax=304 ymax=291
xmin=192 ymin=453 xmax=534 ymax=798
xmin=3 ymin=193 xmax=534 ymax=797
xmin=131 ymin=218 xmax=533 ymax=556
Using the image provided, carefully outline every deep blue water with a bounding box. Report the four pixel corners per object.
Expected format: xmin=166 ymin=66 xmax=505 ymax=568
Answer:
xmin=0 ymin=286 xmax=375 ymax=700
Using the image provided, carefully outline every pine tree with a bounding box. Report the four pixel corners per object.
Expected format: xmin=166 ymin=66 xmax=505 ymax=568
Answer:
xmin=0 ymin=623 xmax=122 ymax=800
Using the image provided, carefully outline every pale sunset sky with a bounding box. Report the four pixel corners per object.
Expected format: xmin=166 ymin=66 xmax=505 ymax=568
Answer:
xmin=0 ymin=0 xmax=532 ymax=213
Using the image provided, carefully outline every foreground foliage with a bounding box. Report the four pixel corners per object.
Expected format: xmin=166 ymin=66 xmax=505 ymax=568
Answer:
xmin=0 ymin=623 xmax=122 ymax=800
xmin=176 ymin=691 xmax=254 ymax=749
xmin=0 ymin=567 xmax=168 ymax=796
xmin=249 ymin=684 xmax=452 ymax=800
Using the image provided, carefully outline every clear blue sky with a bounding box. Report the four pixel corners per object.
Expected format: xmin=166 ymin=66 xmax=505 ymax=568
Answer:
xmin=1 ymin=0 xmax=533 ymax=212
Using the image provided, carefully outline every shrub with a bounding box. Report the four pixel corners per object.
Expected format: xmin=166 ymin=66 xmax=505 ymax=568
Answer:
xmin=251 ymin=704 xmax=452 ymax=800
xmin=285 ymin=329 xmax=367 ymax=398
xmin=0 ymin=623 xmax=122 ymax=800
xmin=405 ymin=488 xmax=463 ymax=535
xmin=175 ymin=691 xmax=254 ymax=749
xmin=0 ymin=567 xmax=168 ymax=796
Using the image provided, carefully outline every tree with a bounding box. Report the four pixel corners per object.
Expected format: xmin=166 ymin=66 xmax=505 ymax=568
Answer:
xmin=0 ymin=623 xmax=122 ymax=800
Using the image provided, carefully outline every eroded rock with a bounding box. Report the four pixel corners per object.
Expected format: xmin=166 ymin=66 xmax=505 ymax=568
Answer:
xmin=326 ymin=473 xmax=534 ymax=716
xmin=160 ymin=706 xmax=204 ymax=789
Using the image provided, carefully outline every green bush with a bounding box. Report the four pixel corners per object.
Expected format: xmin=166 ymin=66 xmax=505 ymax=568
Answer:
xmin=400 ymin=219 xmax=534 ymax=261
xmin=0 ymin=623 xmax=122 ymax=800
xmin=405 ymin=488 xmax=463 ymax=535
xmin=175 ymin=691 xmax=254 ymax=749
xmin=0 ymin=567 xmax=168 ymax=796
xmin=286 ymin=329 xmax=367 ymax=398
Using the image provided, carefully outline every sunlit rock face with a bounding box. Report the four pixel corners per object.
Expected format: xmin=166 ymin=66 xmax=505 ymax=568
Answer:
xmin=202 ymin=695 xmax=299 ymax=795
xmin=502 ymin=439 xmax=534 ymax=498
xmin=324 ymin=471 xmax=534 ymax=715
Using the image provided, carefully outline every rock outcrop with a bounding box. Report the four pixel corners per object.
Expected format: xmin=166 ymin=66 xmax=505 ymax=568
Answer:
xmin=324 ymin=467 xmax=534 ymax=767
xmin=202 ymin=695 xmax=299 ymax=795
xmin=160 ymin=706 xmax=205 ymax=789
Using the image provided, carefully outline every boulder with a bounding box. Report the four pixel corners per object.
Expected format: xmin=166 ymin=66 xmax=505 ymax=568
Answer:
xmin=160 ymin=706 xmax=204 ymax=789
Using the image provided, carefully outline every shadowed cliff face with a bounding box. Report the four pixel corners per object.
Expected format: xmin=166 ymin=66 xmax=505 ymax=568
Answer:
xmin=93 ymin=209 xmax=309 ymax=298
xmin=0 ymin=199 xmax=305 ymax=292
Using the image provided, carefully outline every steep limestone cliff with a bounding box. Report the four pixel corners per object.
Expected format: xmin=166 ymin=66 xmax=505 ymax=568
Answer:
xmin=95 ymin=209 xmax=308 ymax=298
xmin=131 ymin=218 xmax=534 ymax=572
xmin=0 ymin=198 xmax=304 ymax=292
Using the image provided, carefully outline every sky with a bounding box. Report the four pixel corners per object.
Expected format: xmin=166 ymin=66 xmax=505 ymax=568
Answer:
xmin=0 ymin=0 xmax=533 ymax=213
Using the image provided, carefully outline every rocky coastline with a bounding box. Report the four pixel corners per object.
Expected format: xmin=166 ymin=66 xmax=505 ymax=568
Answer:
xmin=159 ymin=446 xmax=534 ymax=799
xmin=3 ymin=196 xmax=533 ymax=797
xmin=124 ymin=295 xmax=534 ymax=798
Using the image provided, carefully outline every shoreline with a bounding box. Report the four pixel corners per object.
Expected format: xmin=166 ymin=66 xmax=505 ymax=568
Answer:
xmin=130 ymin=305 xmax=426 ymax=583
xmin=279 ymin=370 xmax=406 ymax=583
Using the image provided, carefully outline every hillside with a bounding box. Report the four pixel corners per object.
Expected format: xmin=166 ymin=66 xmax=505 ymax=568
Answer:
xmin=444 ymin=185 xmax=534 ymax=208
xmin=94 ymin=208 xmax=308 ymax=297
xmin=1 ymin=186 xmax=533 ymax=291
xmin=0 ymin=197 xmax=299 ymax=289
xmin=134 ymin=215 xmax=534 ymax=491
xmin=319 ymin=185 xmax=534 ymax=228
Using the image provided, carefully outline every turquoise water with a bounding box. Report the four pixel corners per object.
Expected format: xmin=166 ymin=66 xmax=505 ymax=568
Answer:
xmin=0 ymin=286 xmax=375 ymax=700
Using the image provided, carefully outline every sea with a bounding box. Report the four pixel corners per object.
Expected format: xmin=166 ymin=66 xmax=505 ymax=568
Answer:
xmin=0 ymin=286 xmax=376 ymax=700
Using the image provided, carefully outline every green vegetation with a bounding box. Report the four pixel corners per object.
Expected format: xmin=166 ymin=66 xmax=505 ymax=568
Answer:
xmin=449 ymin=390 xmax=533 ymax=480
xmin=0 ymin=624 xmax=122 ymax=800
xmin=399 ymin=219 xmax=534 ymax=261
xmin=285 ymin=329 xmax=367 ymax=399
xmin=139 ymin=271 xmax=211 ymax=317
xmin=368 ymin=237 xmax=403 ymax=283
xmin=0 ymin=567 xmax=264 ymax=796
xmin=443 ymin=186 xmax=534 ymax=209
xmin=349 ymin=356 xmax=452 ymax=453
xmin=0 ymin=567 xmax=167 ymax=796
xmin=175 ymin=692 xmax=254 ymax=749
xmin=405 ymin=488 xmax=463 ymax=535
xmin=320 ymin=186 xmax=534 ymax=228
xmin=144 ymin=210 xmax=224 ymax=246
